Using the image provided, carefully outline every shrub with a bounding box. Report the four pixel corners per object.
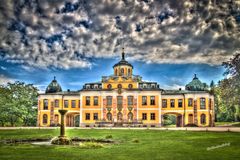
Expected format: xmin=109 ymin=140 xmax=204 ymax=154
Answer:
xmin=105 ymin=135 xmax=113 ymax=139
xmin=132 ymin=138 xmax=139 ymax=143
xmin=79 ymin=142 xmax=104 ymax=149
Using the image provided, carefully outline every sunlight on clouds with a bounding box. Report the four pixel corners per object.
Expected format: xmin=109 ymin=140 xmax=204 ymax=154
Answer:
xmin=0 ymin=0 xmax=239 ymax=70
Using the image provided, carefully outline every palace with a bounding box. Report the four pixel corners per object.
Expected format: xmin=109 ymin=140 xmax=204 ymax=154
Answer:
xmin=38 ymin=49 xmax=215 ymax=127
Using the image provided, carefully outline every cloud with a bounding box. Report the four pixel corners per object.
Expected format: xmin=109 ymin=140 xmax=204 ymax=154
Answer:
xmin=0 ymin=74 xmax=15 ymax=85
xmin=0 ymin=66 xmax=7 ymax=70
xmin=0 ymin=0 xmax=239 ymax=69
xmin=33 ymin=84 xmax=47 ymax=94
xmin=162 ymin=84 xmax=186 ymax=90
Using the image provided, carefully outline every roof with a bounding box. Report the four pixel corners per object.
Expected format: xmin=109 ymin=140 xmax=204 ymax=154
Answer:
xmin=39 ymin=91 xmax=80 ymax=96
xmin=113 ymin=48 xmax=133 ymax=68
xmin=162 ymin=89 xmax=210 ymax=95
xmin=185 ymin=74 xmax=209 ymax=91
xmin=45 ymin=77 xmax=62 ymax=94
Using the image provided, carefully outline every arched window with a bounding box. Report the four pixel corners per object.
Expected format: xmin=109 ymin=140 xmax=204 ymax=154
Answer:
xmin=107 ymin=113 xmax=112 ymax=121
xmin=200 ymin=114 xmax=206 ymax=124
xmin=121 ymin=68 xmax=124 ymax=75
xmin=117 ymin=112 xmax=123 ymax=121
xmin=54 ymin=114 xmax=59 ymax=124
xmin=128 ymin=112 xmax=133 ymax=121
xmin=107 ymin=84 xmax=112 ymax=89
xmin=128 ymin=68 xmax=131 ymax=76
xmin=43 ymin=114 xmax=48 ymax=124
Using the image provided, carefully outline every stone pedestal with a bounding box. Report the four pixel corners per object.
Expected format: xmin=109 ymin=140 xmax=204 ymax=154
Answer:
xmin=59 ymin=109 xmax=68 ymax=138
xmin=51 ymin=109 xmax=72 ymax=145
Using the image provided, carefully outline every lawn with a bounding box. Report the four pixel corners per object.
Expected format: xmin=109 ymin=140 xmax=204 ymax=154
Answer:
xmin=215 ymin=121 xmax=240 ymax=127
xmin=0 ymin=129 xmax=239 ymax=160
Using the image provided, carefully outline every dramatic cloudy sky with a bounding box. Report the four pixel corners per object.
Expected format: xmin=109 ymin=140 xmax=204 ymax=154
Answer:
xmin=0 ymin=0 xmax=239 ymax=92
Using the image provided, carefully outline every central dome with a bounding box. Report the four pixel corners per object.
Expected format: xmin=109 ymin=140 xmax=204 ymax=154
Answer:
xmin=185 ymin=74 xmax=208 ymax=91
xmin=45 ymin=76 xmax=62 ymax=93
xmin=113 ymin=48 xmax=133 ymax=68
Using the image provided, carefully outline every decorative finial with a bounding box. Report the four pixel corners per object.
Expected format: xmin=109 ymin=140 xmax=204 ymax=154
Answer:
xmin=54 ymin=76 xmax=56 ymax=80
xmin=122 ymin=47 xmax=125 ymax=60
xmin=193 ymin=74 xmax=198 ymax=80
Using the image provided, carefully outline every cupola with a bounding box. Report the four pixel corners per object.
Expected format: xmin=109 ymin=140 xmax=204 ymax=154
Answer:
xmin=185 ymin=74 xmax=209 ymax=91
xmin=113 ymin=48 xmax=133 ymax=77
xmin=45 ymin=76 xmax=62 ymax=93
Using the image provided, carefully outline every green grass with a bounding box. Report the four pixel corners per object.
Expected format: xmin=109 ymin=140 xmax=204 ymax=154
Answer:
xmin=0 ymin=129 xmax=240 ymax=160
xmin=215 ymin=122 xmax=240 ymax=127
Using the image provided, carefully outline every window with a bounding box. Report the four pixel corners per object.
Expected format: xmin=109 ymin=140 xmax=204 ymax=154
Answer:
xmin=107 ymin=84 xmax=112 ymax=89
xmin=115 ymin=69 xmax=117 ymax=75
xmin=117 ymin=84 xmax=122 ymax=89
xmin=54 ymin=114 xmax=59 ymax=124
xmin=178 ymin=99 xmax=183 ymax=108
xmin=117 ymin=96 xmax=123 ymax=107
xmin=43 ymin=99 xmax=48 ymax=110
xmin=188 ymin=98 xmax=193 ymax=107
xmin=162 ymin=99 xmax=167 ymax=108
xmin=209 ymin=98 xmax=212 ymax=110
xmin=107 ymin=96 xmax=112 ymax=106
xmin=78 ymin=100 xmax=81 ymax=108
xmin=107 ymin=113 xmax=112 ymax=121
xmin=94 ymin=96 xmax=98 ymax=106
xmin=128 ymin=112 xmax=133 ymax=120
xmin=150 ymin=96 xmax=155 ymax=105
xmin=43 ymin=114 xmax=48 ymax=124
xmin=71 ymin=100 xmax=76 ymax=108
xmin=170 ymin=99 xmax=175 ymax=108
xmin=85 ymin=113 xmax=90 ymax=120
xmin=128 ymin=96 xmax=133 ymax=106
xmin=117 ymin=112 xmax=123 ymax=121
xmin=128 ymin=84 xmax=133 ymax=89
xmin=200 ymin=114 xmax=206 ymax=124
xmin=121 ymin=68 xmax=124 ymax=75
xmin=142 ymin=96 xmax=147 ymax=105
xmin=54 ymin=99 xmax=59 ymax=108
xmin=151 ymin=84 xmax=155 ymax=88
xmin=86 ymin=96 xmax=90 ymax=106
xmin=200 ymin=98 xmax=206 ymax=109
xmin=128 ymin=68 xmax=131 ymax=76
xmin=64 ymin=100 xmax=68 ymax=108
xmin=142 ymin=113 xmax=147 ymax=120
xmin=150 ymin=113 xmax=155 ymax=120
xmin=93 ymin=113 xmax=98 ymax=120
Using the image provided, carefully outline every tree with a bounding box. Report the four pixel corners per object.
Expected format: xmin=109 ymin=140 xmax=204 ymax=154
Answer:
xmin=214 ymin=52 xmax=240 ymax=122
xmin=0 ymin=81 xmax=38 ymax=126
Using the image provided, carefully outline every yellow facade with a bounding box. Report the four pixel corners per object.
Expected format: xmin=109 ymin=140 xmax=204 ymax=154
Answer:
xmin=38 ymin=50 xmax=214 ymax=127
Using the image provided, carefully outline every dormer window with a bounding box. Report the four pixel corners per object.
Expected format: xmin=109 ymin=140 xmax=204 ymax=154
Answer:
xmin=143 ymin=84 xmax=147 ymax=88
xmin=147 ymin=84 xmax=151 ymax=88
xmin=86 ymin=85 xmax=90 ymax=89
xmin=151 ymin=84 xmax=155 ymax=88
